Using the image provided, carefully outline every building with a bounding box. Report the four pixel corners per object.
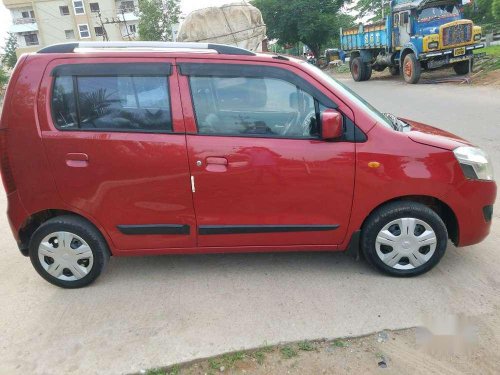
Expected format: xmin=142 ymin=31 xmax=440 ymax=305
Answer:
xmin=2 ymin=0 xmax=140 ymax=55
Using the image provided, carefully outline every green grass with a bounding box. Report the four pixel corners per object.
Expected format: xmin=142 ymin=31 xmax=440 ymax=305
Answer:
xmin=208 ymin=351 xmax=246 ymax=370
xmin=474 ymin=45 xmax=500 ymax=72
xmin=146 ymin=369 xmax=166 ymax=375
xmin=280 ymin=345 xmax=298 ymax=359
xmin=331 ymin=339 xmax=348 ymax=348
xmin=145 ymin=365 xmax=180 ymax=375
xmin=298 ymin=340 xmax=316 ymax=351
xmin=474 ymin=45 xmax=500 ymax=58
xmin=252 ymin=344 xmax=274 ymax=365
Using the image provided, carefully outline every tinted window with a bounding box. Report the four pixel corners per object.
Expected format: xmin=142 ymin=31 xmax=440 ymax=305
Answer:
xmin=52 ymin=76 xmax=78 ymax=129
xmin=190 ymin=76 xmax=319 ymax=138
xmin=52 ymin=75 xmax=172 ymax=132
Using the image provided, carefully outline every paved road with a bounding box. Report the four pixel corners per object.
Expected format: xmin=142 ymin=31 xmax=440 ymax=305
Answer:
xmin=1 ymin=77 xmax=499 ymax=375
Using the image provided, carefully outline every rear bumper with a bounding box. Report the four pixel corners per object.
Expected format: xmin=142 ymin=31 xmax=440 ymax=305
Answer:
xmin=448 ymin=180 xmax=496 ymax=247
xmin=6 ymin=190 xmax=29 ymax=255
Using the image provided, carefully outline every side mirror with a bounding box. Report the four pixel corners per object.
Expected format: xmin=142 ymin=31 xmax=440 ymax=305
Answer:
xmin=321 ymin=109 xmax=343 ymax=140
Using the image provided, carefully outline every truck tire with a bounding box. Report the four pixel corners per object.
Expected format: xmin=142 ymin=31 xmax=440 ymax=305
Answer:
xmin=453 ymin=60 xmax=472 ymax=75
xmin=363 ymin=64 xmax=373 ymax=80
xmin=350 ymin=57 xmax=366 ymax=81
xmin=389 ymin=66 xmax=399 ymax=76
xmin=402 ymin=53 xmax=421 ymax=84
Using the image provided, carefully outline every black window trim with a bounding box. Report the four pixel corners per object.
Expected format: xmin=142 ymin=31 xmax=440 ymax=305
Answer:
xmin=50 ymin=63 xmax=175 ymax=134
xmin=51 ymin=63 xmax=172 ymax=77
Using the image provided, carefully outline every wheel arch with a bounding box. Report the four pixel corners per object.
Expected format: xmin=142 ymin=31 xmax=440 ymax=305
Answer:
xmin=359 ymin=195 xmax=459 ymax=246
xmin=399 ymin=46 xmax=418 ymax=69
xmin=18 ymin=209 xmax=114 ymax=256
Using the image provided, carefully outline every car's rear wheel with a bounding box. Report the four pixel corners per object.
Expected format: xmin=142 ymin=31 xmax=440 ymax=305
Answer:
xmin=29 ymin=215 xmax=110 ymax=288
xmin=361 ymin=202 xmax=448 ymax=277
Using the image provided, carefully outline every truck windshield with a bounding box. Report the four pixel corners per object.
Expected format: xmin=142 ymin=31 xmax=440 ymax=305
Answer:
xmin=300 ymin=62 xmax=394 ymax=129
xmin=417 ymin=5 xmax=459 ymax=22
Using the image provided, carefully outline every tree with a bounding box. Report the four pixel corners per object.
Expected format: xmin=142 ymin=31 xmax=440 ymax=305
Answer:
xmin=1 ymin=33 xmax=18 ymax=69
xmin=351 ymin=0 xmax=390 ymax=23
xmin=493 ymin=0 xmax=500 ymax=20
xmin=252 ymin=0 xmax=349 ymax=58
xmin=0 ymin=66 xmax=9 ymax=88
xmin=137 ymin=0 xmax=180 ymax=41
xmin=463 ymin=0 xmax=494 ymax=24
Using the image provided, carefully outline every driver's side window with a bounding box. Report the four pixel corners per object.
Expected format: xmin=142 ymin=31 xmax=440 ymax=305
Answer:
xmin=189 ymin=75 xmax=320 ymax=138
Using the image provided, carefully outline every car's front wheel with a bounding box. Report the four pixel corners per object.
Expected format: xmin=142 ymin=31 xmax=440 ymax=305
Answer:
xmin=29 ymin=215 xmax=110 ymax=288
xmin=361 ymin=202 xmax=448 ymax=277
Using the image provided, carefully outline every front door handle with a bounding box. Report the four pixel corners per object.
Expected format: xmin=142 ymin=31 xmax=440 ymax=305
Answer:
xmin=65 ymin=153 xmax=89 ymax=168
xmin=205 ymin=157 xmax=228 ymax=172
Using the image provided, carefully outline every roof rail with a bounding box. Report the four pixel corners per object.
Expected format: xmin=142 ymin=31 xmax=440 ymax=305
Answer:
xmin=37 ymin=42 xmax=256 ymax=56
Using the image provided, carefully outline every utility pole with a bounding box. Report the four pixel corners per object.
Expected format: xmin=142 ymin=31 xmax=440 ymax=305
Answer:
xmin=97 ymin=11 xmax=109 ymax=41
xmin=99 ymin=10 xmax=134 ymax=41
xmin=121 ymin=9 xmax=132 ymax=41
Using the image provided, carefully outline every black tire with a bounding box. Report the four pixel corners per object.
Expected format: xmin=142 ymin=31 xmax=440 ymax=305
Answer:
xmin=29 ymin=215 xmax=110 ymax=288
xmin=363 ymin=63 xmax=373 ymax=80
xmin=361 ymin=202 xmax=448 ymax=277
xmin=350 ymin=57 xmax=366 ymax=82
xmin=402 ymin=53 xmax=421 ymax=84
xmin=453 ymin=59 xmax=473 ymax=75
xmin=389 ymin=66 xmax=399 ymax=76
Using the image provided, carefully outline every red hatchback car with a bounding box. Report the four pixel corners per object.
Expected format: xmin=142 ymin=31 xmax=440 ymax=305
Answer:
xmin=0 ymin=42 xmax=496 ymax=288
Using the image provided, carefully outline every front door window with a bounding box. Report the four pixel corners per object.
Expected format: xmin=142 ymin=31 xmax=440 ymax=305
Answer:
xmin=189 ymin=76 xmax=319 ymax=138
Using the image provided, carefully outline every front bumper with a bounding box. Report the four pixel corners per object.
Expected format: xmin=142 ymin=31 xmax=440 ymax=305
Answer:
xmin=447 ymin=179 xmax=496 ymax=247
xmin=419 ymin=43 xmax=484 ymax=66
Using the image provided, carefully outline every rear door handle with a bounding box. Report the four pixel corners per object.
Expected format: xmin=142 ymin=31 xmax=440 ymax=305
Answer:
xmin=205 ymin=157 xmax=228 ymax=172
xmin=65 ymin=153 xmax=89 ymax=168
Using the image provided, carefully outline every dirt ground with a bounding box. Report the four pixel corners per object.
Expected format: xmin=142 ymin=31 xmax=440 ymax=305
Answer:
xmin=141 ymin=312 xmax=500 ymax=375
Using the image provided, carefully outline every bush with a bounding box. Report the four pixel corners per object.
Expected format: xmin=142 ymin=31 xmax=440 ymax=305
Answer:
xmin=0 ymin=67 xmax=10 ymax=89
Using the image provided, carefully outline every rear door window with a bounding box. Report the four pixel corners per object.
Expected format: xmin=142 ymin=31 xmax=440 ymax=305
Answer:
xmin=51 ymin=64 xmax=172 ymax=132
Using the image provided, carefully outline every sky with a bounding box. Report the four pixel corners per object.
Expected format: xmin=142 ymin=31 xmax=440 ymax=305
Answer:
xmin=0 ymin=0 xmax=234 ymax=48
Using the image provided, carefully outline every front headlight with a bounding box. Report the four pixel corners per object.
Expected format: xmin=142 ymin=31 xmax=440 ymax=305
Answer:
xmin=454 ymin=146 xmax=494 ymax=181
xmin=428 ymin=41 xmax=439 ymax=49
xmin=474 ymin=34 xmax=481 ymax=41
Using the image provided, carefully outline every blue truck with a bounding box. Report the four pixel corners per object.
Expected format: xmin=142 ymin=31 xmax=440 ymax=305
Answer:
xmin=340 ymin=0 xmax=484 ymax=83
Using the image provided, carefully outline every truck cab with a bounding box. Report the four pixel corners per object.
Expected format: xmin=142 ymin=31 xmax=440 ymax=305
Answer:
xmin=341 ymin=0 xmax=484 ymax=83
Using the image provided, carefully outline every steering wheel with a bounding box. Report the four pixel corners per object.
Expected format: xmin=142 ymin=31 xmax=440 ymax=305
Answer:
xmin=300 ymin=110 xmax=316 ymax=137
xmin=282 ymin=112 xmax=300 ymax=136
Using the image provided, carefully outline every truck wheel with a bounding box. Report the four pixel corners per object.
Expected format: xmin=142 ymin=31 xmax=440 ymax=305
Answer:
xmin=350 ymin=57 xmax=366 ymax=81
xmin=402 ymin=53 xmax=421 ymax=84
xmin=453 ymin=60 xmax=473 ymax=75
xmin=389 ymin=66 xmax=399 ymax=76
xmin=29 ymin=215 xmax=110 ymax=288
xmin=361 ymin=201 xmax=448 ymax=277
xmin=363 ymin=64 xmax=373 ymax=80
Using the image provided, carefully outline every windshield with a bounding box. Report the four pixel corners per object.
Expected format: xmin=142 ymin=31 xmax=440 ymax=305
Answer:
xmin=417 ymin=5 xmax=460 ymax=22
xmin=300 ymin=62 xmax=394 ymax=129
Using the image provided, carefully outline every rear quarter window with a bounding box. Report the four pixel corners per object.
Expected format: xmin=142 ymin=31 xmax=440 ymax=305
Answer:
xmin=51 ymin=67 xmax=172 ymax=132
